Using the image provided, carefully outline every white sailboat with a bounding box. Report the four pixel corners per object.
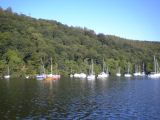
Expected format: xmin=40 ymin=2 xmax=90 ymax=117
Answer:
xmin=70 ymin=67 xmax=73 ymax=77
xmin=25 ymin=76 xmax=30 ymax=79
xmin=148 ymin=56 xmax=160 ymax=78
xmin=133 ymin=65 xmax=141 ymax=76
xmin=87 ymin=59 xmax=95 ymax=80
xmin=97 ymin=58 xmax=109 ymax=79
xmin=116 ymin=67 xmax=121 ymax=77
xmin=124 ymin=64 xmax=132 ymax=77
xmin=140 ymin=63 xmax=146 ymax=76
xmin=45 ymin=57 xmax=55 ymax=80
xmin=79 ymin=73 xmax=87 ymax=78
xmin=4 ymin=66 xmax=10 ymax=79
xmin=74 ymin=73 xmax=80 ymax=78
xmin=73 ymin=67 xmax=87 ymax=78
xmin=79 ymin=67 xmax=87 ymax=78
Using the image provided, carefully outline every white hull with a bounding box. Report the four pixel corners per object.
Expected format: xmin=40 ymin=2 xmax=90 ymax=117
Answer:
xmin=47 ymin=74 xmax=53 ymax=78
xmin=26 ymin=76 xmax=29 ymax=79
xmin=148 ymin=56 xmax=160 ymax=79
xmin=70 ymin=74 xmax=73 ymax=77
xmin=73 ymin=73 xmax=87 ymax=78
xmin=116 ymin=73 xmax=121 ymax=77
xmin=124 ymin=74 xmax=132 ymax=77
xmin=148 ymin=73 xmax=160 ymax=78
xmin=140 ymin=72 xmax=146 ymax=77
xmin=133 ymin=72 xmax=144 ymax=77
xmin=4 ymin=75 xmax=10 ymax=79
xmin=87 ymin=74 xmax=95 ymax=80
xmin=74 ymin=73 xmax=80 ymax=78
xmin=79 ymin=73 xmax=87 ymax=78
xmin=97 ymin=72 xmax=109 ymax=78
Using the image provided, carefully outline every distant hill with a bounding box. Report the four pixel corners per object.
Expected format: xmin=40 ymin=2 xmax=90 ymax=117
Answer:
xmin=0 ymin=7 xmax=160 ymax=76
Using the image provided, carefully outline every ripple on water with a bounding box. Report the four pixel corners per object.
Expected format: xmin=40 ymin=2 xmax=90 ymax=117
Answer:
xmin=0 ymin=77 xmax=160 ymax=119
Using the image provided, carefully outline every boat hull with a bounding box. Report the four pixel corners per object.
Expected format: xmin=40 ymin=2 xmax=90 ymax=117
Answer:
xmin=97 ymin=73 xmax=109 ymax=78
xmin=116 ymin=73 xmax=121 ymax=77
xmin=44 ymin=77 xmax=55 ymax=80
xmin=4 ymin=75 xmax=10 ymax=79
xmin=87 ymin=74 xmax=95 ymax=80
xmin=124 ymin=74 xmax=132 ymax=77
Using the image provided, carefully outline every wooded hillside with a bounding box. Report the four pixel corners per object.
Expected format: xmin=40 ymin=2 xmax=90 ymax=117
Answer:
xmin=0 ymin=7 xmax=160 ymax=76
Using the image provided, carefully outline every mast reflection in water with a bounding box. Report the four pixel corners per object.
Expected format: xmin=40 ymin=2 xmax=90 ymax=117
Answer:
xmin=0 ymin=77 xmax=160 ymax=119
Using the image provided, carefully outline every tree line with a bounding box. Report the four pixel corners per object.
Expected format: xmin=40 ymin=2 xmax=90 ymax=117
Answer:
xmin=0 ymin=7 xmax=160 ymax=77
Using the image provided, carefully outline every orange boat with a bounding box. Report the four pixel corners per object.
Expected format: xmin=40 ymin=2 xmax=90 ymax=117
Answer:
xmin=43 ymin=77 xmax=55 ymax=80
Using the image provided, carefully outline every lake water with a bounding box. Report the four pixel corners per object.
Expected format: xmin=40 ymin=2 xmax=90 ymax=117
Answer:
xmin=0 ymin=77 xmax=160 ymax=119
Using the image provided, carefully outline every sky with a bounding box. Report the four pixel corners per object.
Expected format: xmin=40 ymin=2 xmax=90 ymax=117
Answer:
xmin=0 ymin=0 xmax=160 ymax=41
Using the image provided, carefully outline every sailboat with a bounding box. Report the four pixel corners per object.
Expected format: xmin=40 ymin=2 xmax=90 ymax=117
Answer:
xmin=116 ymin=67 xmax=121 ymax=77
xmin=140 ymin=63 xmax=146 ymax=76
xmin=4 ymin=66 xmax=10 ymax=79
xmin=36 ymin=58 xmax=46 ymax=80
xmin=74 ymin=73 xmax=80 ymax=78
xmin=124 ymin=64 xmax=132 ymax=77
xmin=44 ymin=57 xmax=55 ymax=80
xmin=52 ymin=63 xmax=61 ymax=79
xmin=97 ymin=58 xmax=109 ymax=79
xmin=79 ymin=73 xmax=87 ymax=78
xmin=78 ymin=67 xmax=87 ymax=78
xmin=70 ymin=67 xmax=73 ymax=77
xmin=148 ymin=56 xmax=160 ymax=78
xmin=25 ymin=76 xmax=30 ymax=79
xmin=133 ymin=65 xmax=141 ymax=76
xmin=87 ymin=59 xmax=95 ymax=80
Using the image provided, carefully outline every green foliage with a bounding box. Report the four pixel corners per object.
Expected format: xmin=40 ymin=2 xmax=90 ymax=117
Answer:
xmin=0 ymin=8 xmax=160 ymax=76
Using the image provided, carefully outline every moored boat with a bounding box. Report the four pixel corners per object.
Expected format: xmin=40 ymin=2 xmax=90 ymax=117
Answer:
xmin=36 ymin=74 xmax=46 ymax=80
xmin=79 ymin=73 xmax=87 ymax=78
xmin=25 ymin=76 xmax=29 ymax=79
xmin=70 ymin=67 xmax=73 ymax=77
xmin=124 ymin=73 xmax=132 ymax=77
xmin=4 ymin=66 xmax=10 ymax=79
xmin=116 ymin=67 xmax=121 ymax=77
xmin=97 ymin=58 xmax=109 ymax=79
xmin=87 ymin=59 xmax=95 ymax=80
xmin=44 ymin=57 xmax=57 ymax=80
xmin=44 ymin=77 xmax=55 ymax=80
xmin=124 ymin=64 xmax=132 ymax=77
xmin=148 ymin=56 xmax=160 ymax=78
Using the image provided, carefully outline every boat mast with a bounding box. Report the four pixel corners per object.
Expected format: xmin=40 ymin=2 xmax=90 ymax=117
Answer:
xmin=51 ymin=57 xmax=53 ymax=75
xmin=157 ymin=60 xmax=159 ymax=73
xmin=118 ymin=67 xmax=120 ymax=74
xmin=70 ymin=67 xmax=72 ymax=74
xmin=106 ymin=66 xmax=109 ymax=74
xmin=41 ymin=58 xmax=45 ymax=75
xmin=43 ymin=65 xmax=45 ymax=75
xmin=154 ymin=56 xmax=156 ymax=73
xmin=91 ymin=59 xmax=94 ymax=74
xmin=139 ymin=65 xmax=141 ymax=73
xmin=128 ymin=64 xmax=130 ymax=74
xmin=102 ymin=58 xmax=105 ymax=72
xmin=135 ymin=65 xmax=137 ymax=73
xmin=8 ymin=66 xmax=9 ymax=75
xmin=56 ymin=63 xmax=58 ymax=74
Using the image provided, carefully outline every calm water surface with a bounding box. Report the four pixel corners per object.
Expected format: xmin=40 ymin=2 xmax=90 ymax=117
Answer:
xmin=0 ymin=77 xmax=160 ymax=119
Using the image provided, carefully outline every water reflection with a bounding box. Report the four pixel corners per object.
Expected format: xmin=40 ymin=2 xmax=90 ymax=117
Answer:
xmin=0 ymin=77 xmax=160 ymax=119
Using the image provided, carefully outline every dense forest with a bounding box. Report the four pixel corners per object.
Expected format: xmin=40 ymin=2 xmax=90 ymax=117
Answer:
xmin=0 ymin=7 xmax=160 ymax=77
